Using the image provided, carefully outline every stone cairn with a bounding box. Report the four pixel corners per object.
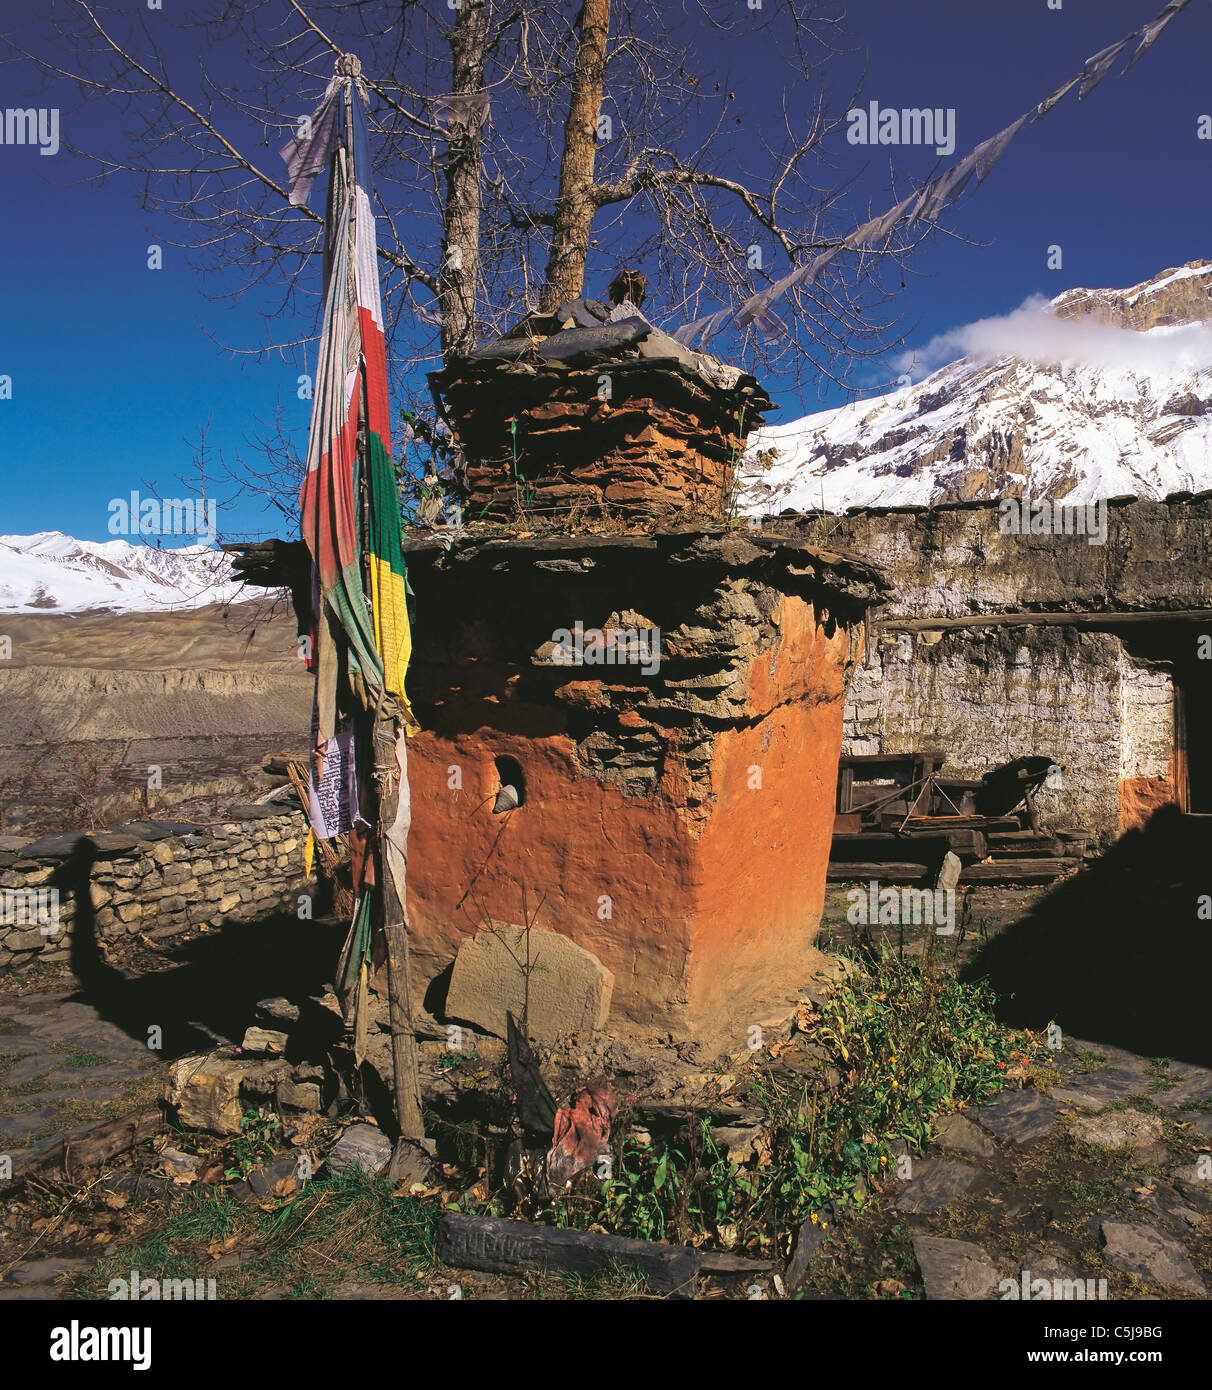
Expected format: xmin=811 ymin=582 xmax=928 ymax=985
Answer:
xmin=431 ymin=274 xmax=774 ymax=524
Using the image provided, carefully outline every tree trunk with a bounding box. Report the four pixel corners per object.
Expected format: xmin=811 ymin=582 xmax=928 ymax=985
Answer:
xmin=539 ymin=0 xmax=611 ymax=313
xmin=440 ymin=0 xmax=488 ymax=359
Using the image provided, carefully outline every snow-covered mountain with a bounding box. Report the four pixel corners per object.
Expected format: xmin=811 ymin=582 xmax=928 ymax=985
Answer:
xmin=739 ymin=262 xmax=1212 ymax=513
xmin=0 ymin=532 xmax=247 ymax=613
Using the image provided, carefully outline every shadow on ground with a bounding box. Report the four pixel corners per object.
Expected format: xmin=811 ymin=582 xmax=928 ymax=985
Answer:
xmin=51 ymin=838 xmax=344 ymax=1061
xmin=963 ymin=807 xmax=1212 ymax=1067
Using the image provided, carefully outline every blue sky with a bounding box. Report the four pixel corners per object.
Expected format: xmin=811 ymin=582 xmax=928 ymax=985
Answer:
xmin=2 ymin=0 xmax=1209 ymax=543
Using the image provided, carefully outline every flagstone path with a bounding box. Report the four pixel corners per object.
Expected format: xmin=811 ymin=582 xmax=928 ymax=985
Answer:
xmin=1 ymin=971 xmax=1209 ymax=1299
xmin=0 ymin=985 xmax=166 ymax=1155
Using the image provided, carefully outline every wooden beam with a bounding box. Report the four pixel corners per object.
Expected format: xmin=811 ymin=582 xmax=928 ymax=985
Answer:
xmin=436 ymin=1213 xmax=701 ymax=1297
xmin=875 ymin=610 xmax=1212 ymax=633
xmin=826 ymin=862 xmax=930 ymax=882
xmin=960 ymin=858 xmax=1081 ymax=884
xmin=32 ymin=1109 xmax=163 ymax=1180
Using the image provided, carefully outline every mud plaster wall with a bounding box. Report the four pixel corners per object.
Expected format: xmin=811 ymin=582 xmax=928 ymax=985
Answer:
xmin=399 ymin=533 xmax=886 ymax=1036
xmin=1119 ymin=658 xmax=1178 ymax=831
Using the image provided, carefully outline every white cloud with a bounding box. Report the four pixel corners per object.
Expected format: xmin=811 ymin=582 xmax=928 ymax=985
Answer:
xmin=895 ymin=295 xmax=1212 ymax=380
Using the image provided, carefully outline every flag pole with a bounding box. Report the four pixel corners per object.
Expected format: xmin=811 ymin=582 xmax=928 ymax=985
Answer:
xmin=291 ymin=52 xmax=429 ymax=1179
xmin=339 ymin=54 xmax=427 ymax=1173
xmin=372 ymin=714 xmax=427 ymax=1156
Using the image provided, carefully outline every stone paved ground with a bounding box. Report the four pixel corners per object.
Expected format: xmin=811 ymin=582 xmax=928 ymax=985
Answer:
xmin=0 ymin=983 xmax=166 ymax=1171
xmin=0 ymin=969 xmax=169 ymax=1298
xmin=810 ymin=886 xmax=1211 ymax=1300
xmin=828 ymin=1037 xmax=1212 ymax=1302
xmin=0 ymin=967 xmax=173 ymax=1301
xmin=1 ymin=892 xmax=1210 ymax=1300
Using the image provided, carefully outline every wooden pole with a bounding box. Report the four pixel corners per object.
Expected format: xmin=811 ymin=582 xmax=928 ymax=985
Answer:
xmin=373 ymin=716 xmax=426 ymax=1149
xmin=338 ymin=60 xmax=428 ymax=1175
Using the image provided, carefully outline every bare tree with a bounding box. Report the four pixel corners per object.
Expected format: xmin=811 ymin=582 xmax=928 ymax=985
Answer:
xmin=538 ymin=0 xmax=611 ymax=313
xmin=19 ymin=0 xmax=940 ymax=522
xmin=438 ymin=0 xmax=488 ymax=356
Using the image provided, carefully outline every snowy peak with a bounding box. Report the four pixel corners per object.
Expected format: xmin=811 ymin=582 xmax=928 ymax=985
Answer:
xmin=0 ymin=532 xmax=246 ymax=613
xmin=1053 ymin=261 xmax=1212 ymax=331
xmin=740 ymin=262 xmax=1212 ymax=513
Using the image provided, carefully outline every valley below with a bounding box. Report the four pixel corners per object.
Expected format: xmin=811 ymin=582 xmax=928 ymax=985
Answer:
xmin=0 ymin=600 xmax=311 ymax=834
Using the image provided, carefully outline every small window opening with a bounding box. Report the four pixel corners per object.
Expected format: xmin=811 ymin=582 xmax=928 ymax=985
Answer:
xmin=493 ymin=755 xmax=526 ymax=812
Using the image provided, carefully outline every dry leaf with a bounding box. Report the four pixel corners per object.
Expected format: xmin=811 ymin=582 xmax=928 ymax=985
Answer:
xmin=206 ymin=1234 xmax=240 ymax=1259
xmin=287 ymin=1114 xmax=326 ymax=1147
xmin=789 ymin=1006 xmax=817 ymax=1039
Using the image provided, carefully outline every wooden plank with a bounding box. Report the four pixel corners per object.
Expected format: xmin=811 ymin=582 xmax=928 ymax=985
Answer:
xmin=32 ymin=1109 xmax=163 ymax=1180
xmin=630 ymin=1100 xmax=762 ymax=1126
xmin=904 ymin=815 xmax=1022 ymax=833
xmin=436 ymin=1213 xmax=700 ymax=1297
xmin=833 ymin=828 xmax=985 ymax=860
xmin=989 ymin=841 xmax=1062 ymax=859
xmin=832 ymin=835 xmax=946 ymax=863
xmin=901 ymin=825 xmax=985 ymax=848
xmin=960 ymin=858 xmax=1081 ymax=884
xmin=909 ymin=827 xmax=987 ymax=860
xmin=698 ymin=1251 xmax=776 ymax=1275
xmin=826 ymin=861 xmax=930 ymax=883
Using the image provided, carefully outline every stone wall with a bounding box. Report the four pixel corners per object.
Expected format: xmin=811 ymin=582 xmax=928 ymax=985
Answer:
xmin=793 ymin=495 xmax=1212 ymax=844
xmin=816 ymin=494 xmax=1212 ymax=620
xmin=432 ymin=309 xmax=773 ymax=523
xmin=842 ymin=626 xmax=1132 ymax=842
xmin=0 ymin=808 xmax=311 ymax=974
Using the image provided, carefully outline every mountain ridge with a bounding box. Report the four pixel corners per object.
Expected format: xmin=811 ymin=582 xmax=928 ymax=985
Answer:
xmin=740 ymin=261 xmax=1212 ymax=512
xmin=0 ymin=531 xmax=247 ymax=614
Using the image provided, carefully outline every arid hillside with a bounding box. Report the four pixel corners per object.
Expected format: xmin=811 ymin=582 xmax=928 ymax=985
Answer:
xmin=0 ymin=600 xmax=311 ymax=833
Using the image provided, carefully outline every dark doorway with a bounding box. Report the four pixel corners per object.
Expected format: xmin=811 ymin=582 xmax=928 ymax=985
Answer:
xmin=1120 ymin=622 xmax=1212 ymax=815
xmin=1176 ymin=638 xmax=1212 ymax=813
